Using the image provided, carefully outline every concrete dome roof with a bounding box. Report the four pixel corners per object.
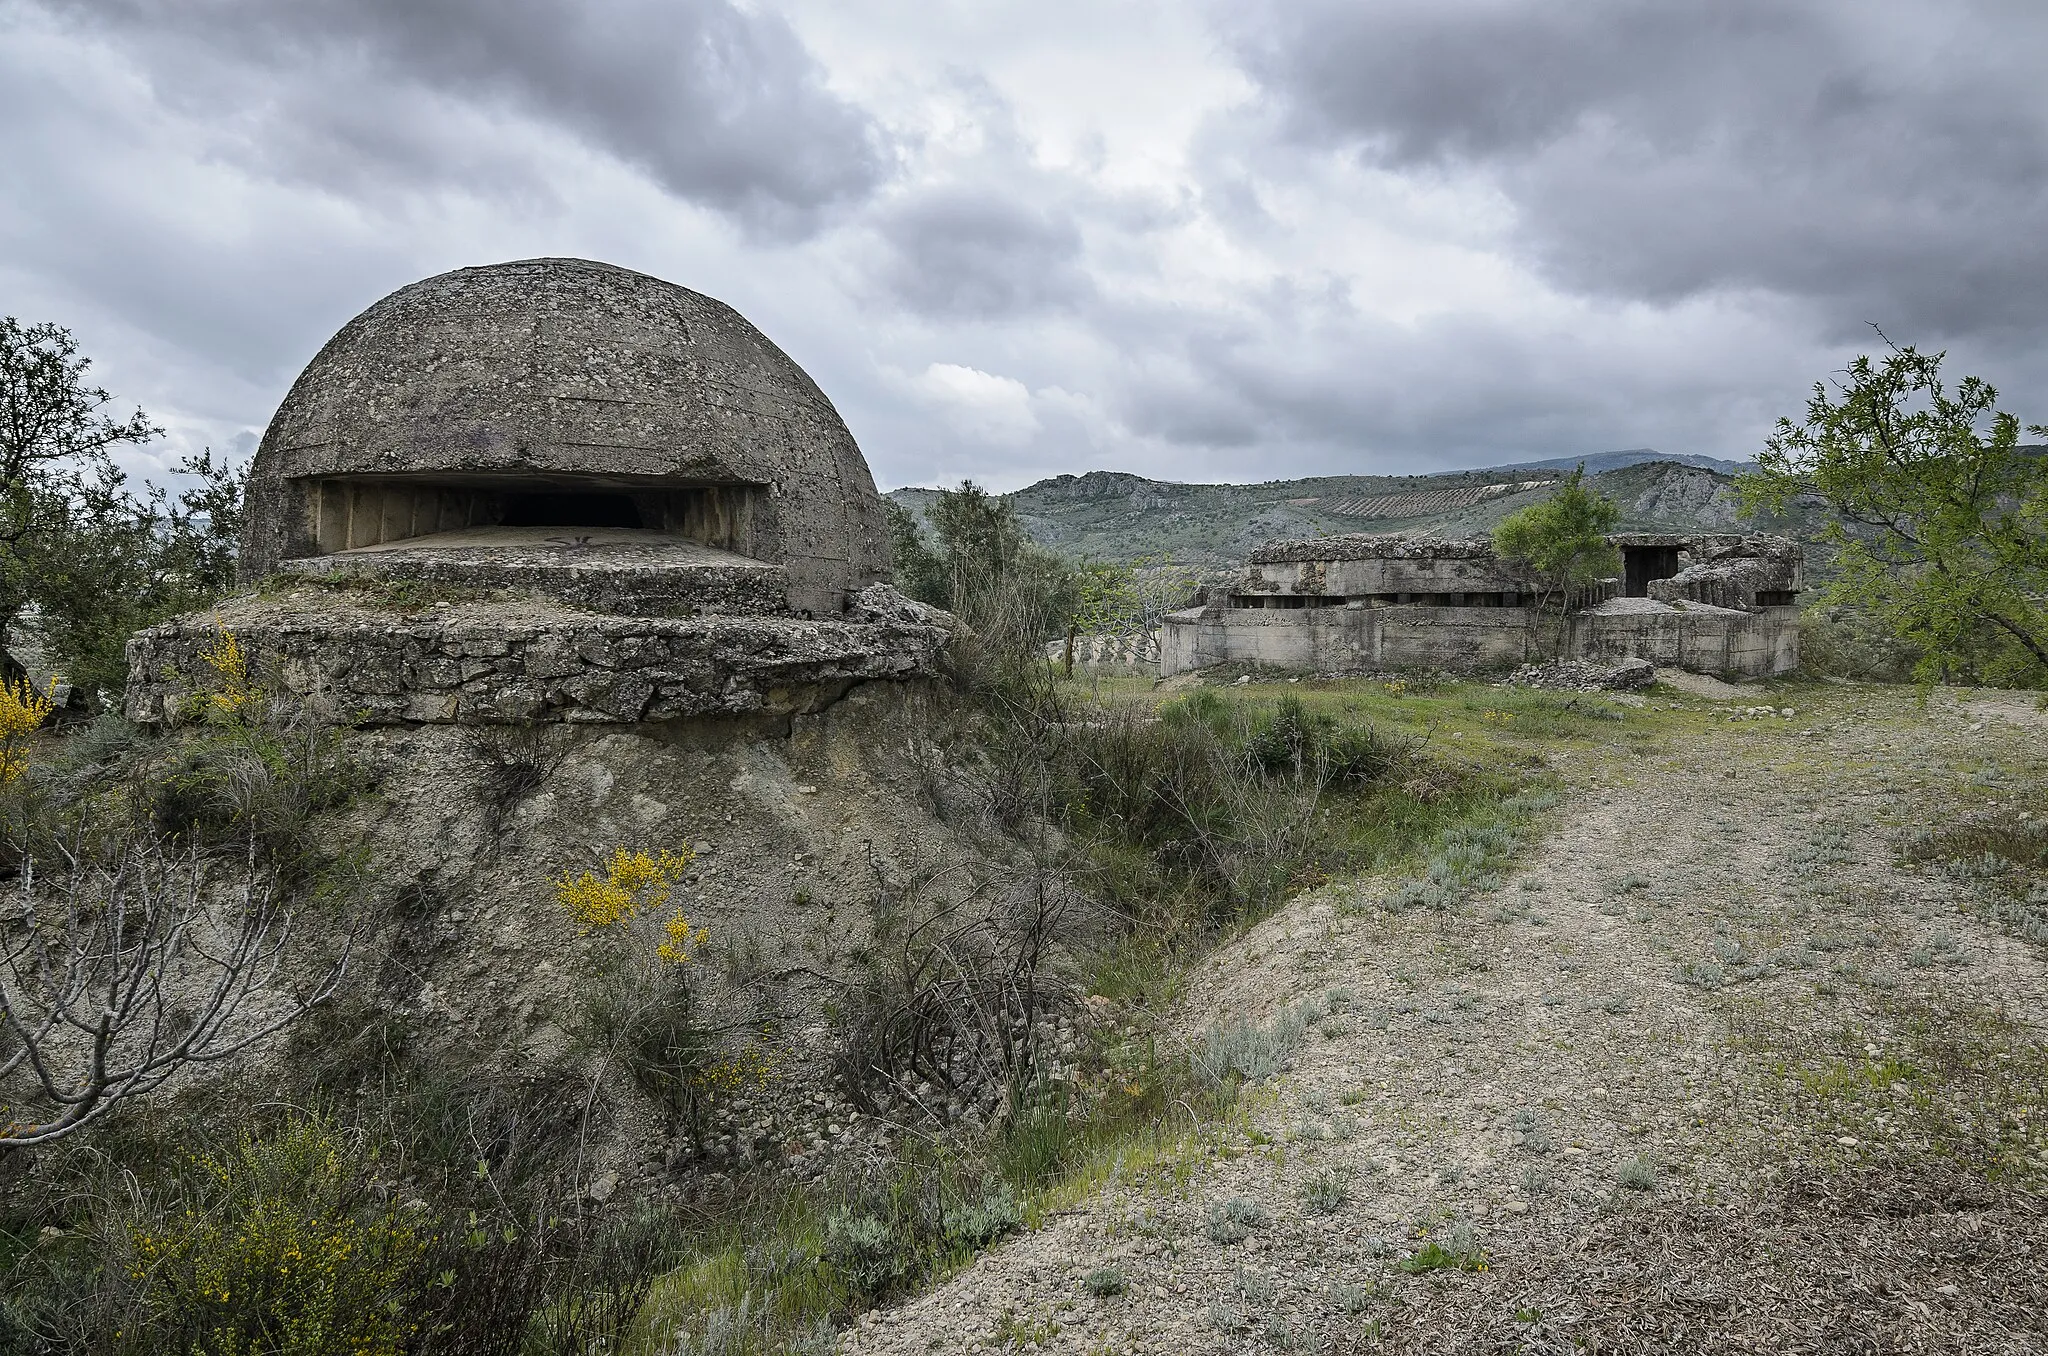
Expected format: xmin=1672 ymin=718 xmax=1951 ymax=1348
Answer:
xmin=240 ymin=257 xmax=889 ymax=614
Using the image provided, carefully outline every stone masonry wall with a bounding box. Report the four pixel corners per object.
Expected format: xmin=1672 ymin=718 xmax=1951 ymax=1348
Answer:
xmin=126 ymin=586 xmax=952 ymax=726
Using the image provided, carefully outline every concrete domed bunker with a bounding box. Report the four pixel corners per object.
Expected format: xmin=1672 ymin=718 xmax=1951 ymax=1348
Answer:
xmin=128 ymin=259 xmax=949 ymax=727
xmin=240 ymin=257 xmax=890 ymax=617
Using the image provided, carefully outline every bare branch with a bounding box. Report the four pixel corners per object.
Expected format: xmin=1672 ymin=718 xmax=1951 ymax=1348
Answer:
xmin=0 ymin=836 xmax=346 ymax=1147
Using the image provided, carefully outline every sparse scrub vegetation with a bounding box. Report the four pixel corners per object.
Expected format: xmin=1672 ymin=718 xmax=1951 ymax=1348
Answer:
xmin=1300 ymin=1167 xmax=1350 ymax=1215
xmin=1195 ymin=1003 xmax=1309 ymax=1089
xmin=1204 ymin=1196 xmax=1268 ymax=1244
xmin=1398 ymin=1217 xmax=1484 ymax=1274
xmin=1082 ymin=1264 xmax=1126 ymax=1297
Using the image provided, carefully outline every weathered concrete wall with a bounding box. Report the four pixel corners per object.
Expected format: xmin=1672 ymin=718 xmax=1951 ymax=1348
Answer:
xmin=1577 ymin=604 xmax=1800 ymax=677
xmin=126 ymin=585 xmax=952 ymax=726
xmin=1162 ymin=604 xmax=1540 ymax=674
xmin=1161 ymin=601 xmax=1798 ymax=679
xmin=1241 ymin=555 xmax=1522 ymax=597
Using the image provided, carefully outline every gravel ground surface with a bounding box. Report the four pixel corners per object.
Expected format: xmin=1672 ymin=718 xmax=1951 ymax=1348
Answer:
xmin=841 ymin=682 xmax=2048 ymax=1355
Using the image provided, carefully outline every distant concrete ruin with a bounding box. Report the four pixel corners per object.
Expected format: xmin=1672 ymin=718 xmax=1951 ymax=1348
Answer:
xmin=1161 ymin=532 xmax=1802 ymax=680
xmin=128 ymin=258 xmax=949 ymax=725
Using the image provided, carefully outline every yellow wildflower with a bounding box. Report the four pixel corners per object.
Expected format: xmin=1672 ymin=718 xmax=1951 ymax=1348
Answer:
xmin=0 ymin=677 xmax=51 ymax=784
xmin=553 ymin=847 xmax=695 ymax=933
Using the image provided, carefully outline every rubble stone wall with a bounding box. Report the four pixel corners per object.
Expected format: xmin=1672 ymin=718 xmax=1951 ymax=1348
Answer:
xmin=126 ymin=586 xmax=952 ymax=726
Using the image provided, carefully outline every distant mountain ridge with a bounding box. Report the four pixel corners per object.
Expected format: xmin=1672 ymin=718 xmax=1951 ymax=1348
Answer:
xmin=887 ymin=452 xmax=1797 ymax=568
xmin=1474 ymin=448 xmax=1756 ymax=476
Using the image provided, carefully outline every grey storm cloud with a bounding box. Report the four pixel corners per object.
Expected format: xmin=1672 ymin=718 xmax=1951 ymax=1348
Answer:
xmin=1223 ymin=0 xmax=2048 ymax=341
xmin=38 ymin=0 xmax=888 ymax=237
xmin=868 ymin=185 xmax=1093 ymax=320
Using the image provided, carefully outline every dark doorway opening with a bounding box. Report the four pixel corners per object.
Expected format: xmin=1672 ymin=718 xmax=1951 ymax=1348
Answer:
xmin=1623 ymin=545 xmax=1681 ymax=597
xmin=499 ymin=491 xmax=644 ymax=529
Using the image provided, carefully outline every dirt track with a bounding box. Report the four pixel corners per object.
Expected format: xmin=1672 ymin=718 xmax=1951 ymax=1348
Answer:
xmin=843 ymin=683 xmax=2048 ymax=1355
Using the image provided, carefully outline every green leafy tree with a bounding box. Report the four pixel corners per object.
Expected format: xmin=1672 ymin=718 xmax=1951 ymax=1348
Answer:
xmin=1739 ymin=342 xmax=2048 ymax=685
xmin=0 ymin=319 xmax=245 ymax=699
xmin=886 ymin=482 xmax=1078 ymax=661
xmin=1492 ymin=466 xmax=1621 ymax=653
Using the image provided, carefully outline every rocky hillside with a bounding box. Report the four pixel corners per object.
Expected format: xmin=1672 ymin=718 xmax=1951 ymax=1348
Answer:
xmin=889 ymin=456 xmax=1812 ymax=569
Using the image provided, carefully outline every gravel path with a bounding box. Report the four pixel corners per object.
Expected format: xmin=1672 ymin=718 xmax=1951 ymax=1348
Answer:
xmin=843 ymin=684 xmax=2048 ymax=1355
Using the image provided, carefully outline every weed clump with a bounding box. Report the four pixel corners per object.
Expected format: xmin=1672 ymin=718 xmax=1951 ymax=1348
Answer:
xmin=1195 ymin=1004 xmax=1309 ymax=1088
xmin=1398 ymin=1217 xmax=1484 ymax=1273
xmin=1300 ymin=1168 xmax=1351 ymax=1215
xmin=1204 ymin=1197 xmax=1268 ymax=1244
xmin=1082 ymin=1265 xmax=1126 ymax=1297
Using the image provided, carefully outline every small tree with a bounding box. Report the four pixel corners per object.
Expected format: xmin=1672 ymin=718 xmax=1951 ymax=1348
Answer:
xmin=1740 ymin=341 xmax=2048 ymax=685
xmin=0 ymin=319 xmax=159 ymax=651
xmin=0 ymin=320 xmax=246 ymax=700
xmin=1492 ymin=466 xmax=1621 ymax=654
xmin=886 ymin=482 xmax=1077 ymax=667
xmin=0 ymin=838 xmax=347 ymax=1147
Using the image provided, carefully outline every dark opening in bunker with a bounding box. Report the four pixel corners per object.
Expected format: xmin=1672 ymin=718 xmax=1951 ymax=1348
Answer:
xmin=1623 ymin=545 xmax=1682 ymax=597
xmin=499 ymin=491 xmax=644 ymax=529
xmin=299 ymin=475 xmax=764 ymax=560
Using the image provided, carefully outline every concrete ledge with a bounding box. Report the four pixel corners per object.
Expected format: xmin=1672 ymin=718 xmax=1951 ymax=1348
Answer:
xmin=125 ymin=588 xmax=953 ymax=726
xmin=278 ymin=527 xmax=790 ymax=617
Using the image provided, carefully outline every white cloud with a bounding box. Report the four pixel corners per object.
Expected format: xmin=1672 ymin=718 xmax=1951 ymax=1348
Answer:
xmin=909 ymin=363 xmax=1041 ymax=447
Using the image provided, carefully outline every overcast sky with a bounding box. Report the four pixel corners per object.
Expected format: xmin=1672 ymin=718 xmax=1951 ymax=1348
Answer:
xmin=5 ymin=0 xmax=2046 ymax=492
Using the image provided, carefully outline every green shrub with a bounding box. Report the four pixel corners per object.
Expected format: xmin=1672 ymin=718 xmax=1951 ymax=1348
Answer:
xmin=1082 ymin=1265 xmax=1126 ymax=1298
xmin=822 ymin=1209 xmax=900 ymax=1295
xmin=108 ymin=1117 xmax=428 ymax=1356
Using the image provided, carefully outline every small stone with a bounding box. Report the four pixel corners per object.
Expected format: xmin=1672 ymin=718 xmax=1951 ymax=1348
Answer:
xmin=1505 ymin=1200 xmax=1529 ymax=1214
xmin=1836 ymin=1136 xmax=1859 ymax=1147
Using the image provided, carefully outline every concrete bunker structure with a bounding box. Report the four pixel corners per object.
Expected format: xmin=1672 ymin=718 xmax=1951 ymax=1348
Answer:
xmin=127 ymin=259 xmax=950 ymax=725
xmin=1162 ymin=532 xmax=1803 ymax=680
xmin=238 ymin=257 xmax=890 ymax=619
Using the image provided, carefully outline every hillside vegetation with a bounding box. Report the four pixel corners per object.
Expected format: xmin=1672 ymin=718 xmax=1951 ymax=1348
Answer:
xmin=888 ymin=458 xmax=1815 ymax=571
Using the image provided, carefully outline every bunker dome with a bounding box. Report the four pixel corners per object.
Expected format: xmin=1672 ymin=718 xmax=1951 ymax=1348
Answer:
xmin=240 ymin=257 xmax=889 ymax=617
xmin=126 ymin=260 xmax=949 ymax=727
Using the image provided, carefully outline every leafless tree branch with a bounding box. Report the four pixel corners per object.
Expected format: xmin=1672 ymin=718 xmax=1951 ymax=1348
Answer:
xmin=0 ymin=837 xmax=346 ymax=1146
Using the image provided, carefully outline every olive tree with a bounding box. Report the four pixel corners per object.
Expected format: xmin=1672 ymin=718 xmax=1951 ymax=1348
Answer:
xmin=1739 ymin=342 xmax=2047 ymax=685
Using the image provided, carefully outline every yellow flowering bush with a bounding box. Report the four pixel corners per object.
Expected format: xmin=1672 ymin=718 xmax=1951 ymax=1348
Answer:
xmin=122 ymin=1118 xmax=427 ymax=1356
xmin=199 ymin=624 xmax=263 ymax=721
xmin=690 ymin=1047 xmax=775 ymax=1106
xmin=0 ymin=676 xmax=52 ymax=784
xmin=554 ymin=848 xmax=705 ymax=967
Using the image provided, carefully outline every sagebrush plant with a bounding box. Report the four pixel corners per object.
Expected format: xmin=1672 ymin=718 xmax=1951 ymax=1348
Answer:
xmin=1300 ymin=1167 xmax=1350 ymax=1215
xmin=1194 ymin=1003 xmax=1309 ymax=1089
